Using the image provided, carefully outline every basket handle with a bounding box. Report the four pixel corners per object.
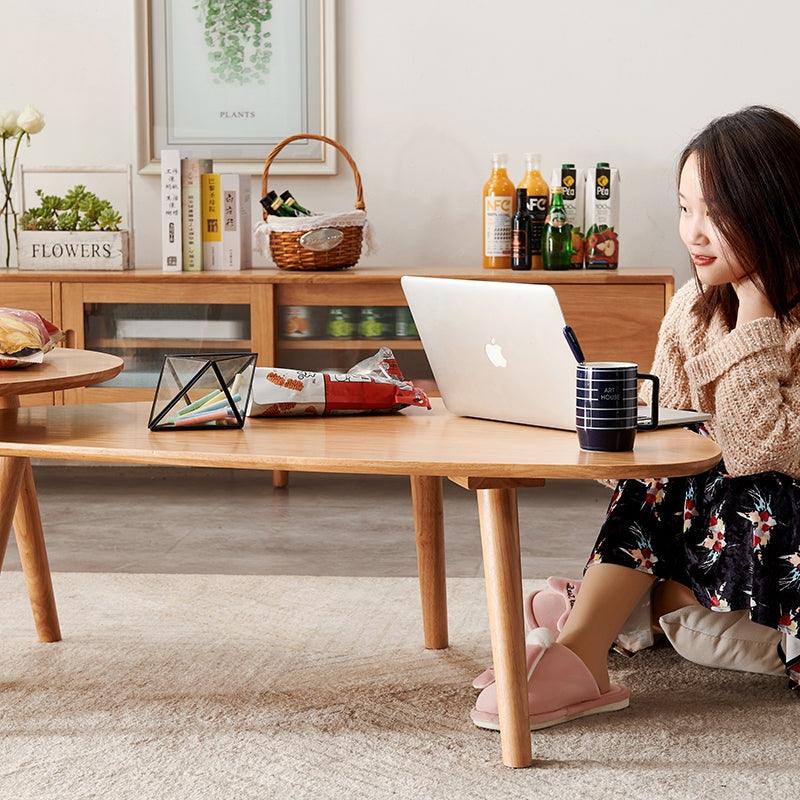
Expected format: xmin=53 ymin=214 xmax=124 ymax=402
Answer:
xmin=261 ymin=133 xmax=365 ymax=220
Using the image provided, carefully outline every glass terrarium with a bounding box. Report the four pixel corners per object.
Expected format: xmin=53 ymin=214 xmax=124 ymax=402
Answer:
xmin=148 ymin=352 xmax=257 ymax=431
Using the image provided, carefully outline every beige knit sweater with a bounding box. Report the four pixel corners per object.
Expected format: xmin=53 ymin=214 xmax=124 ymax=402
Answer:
xmin=640 ymin=278 xmax=800 ymax=478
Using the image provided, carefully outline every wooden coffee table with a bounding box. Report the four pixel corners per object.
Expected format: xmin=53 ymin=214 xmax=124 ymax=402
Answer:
xmin=0 ymin=349 xmax=123 ymax=643
xmin=0 ymin=398 xmax=720 ymax=768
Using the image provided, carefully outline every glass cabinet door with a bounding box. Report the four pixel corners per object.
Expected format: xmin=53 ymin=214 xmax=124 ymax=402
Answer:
xmin=84 ymin=302 xmax=252 ymax=389
xmin=62 ymin=282 xmax=271 ymax=402
xmin=276 ymin=302 xmax=437 ymax=396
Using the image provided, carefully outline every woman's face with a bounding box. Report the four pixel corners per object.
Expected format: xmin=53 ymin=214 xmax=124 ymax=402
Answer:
xmin=678 ymin=152 xmax=747 ymax=286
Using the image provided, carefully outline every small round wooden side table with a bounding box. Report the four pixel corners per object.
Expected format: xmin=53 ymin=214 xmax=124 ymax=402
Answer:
xmin=0 ymin=349 xmax=123 ymax=643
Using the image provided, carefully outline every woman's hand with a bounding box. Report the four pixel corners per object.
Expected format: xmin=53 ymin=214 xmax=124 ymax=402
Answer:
xmin=732 ymin=273 xmax=775 ymax=326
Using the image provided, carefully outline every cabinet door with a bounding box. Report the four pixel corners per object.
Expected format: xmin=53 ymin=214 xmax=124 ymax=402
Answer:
xmin=62 ymin=282 xmax=274 ymax=404
xmin=275 ymin=283 xmax=436 ymax=396
xmin=2 ymin=281 xmax=56 ymax=406
xmin=553 ymin=283 xmax=664 ymax=369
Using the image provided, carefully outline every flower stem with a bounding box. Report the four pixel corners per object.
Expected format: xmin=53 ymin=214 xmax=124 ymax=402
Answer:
xmin=7 ymin=133 xmax=25 ymax=251
xmin=1 ymin=137 xmax=9 ymax=268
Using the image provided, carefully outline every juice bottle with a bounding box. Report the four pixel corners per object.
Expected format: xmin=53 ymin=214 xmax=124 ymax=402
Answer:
xmin=518 ymin=153 xmax=549 ymax=269
xmin=482 ymin=153 xmax=515 ymax=269
xmin=585 ymin=162 xmax=621 ymax=269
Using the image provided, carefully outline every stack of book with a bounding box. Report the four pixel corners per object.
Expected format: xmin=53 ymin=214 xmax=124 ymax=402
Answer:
xmin=160 ymin=149 xmax=252 ymax=272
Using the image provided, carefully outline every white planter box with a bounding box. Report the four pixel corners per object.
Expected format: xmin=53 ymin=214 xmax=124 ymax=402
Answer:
xmin=17 ymin=230 xmax=131 ymax=270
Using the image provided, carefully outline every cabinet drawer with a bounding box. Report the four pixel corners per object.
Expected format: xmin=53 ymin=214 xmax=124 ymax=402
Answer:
xmin=2 ymin=283 xmax=55 ymax=406
xmin=277 ymin=283 xmax=406 ymax=306
xmin=553 ymin=284 xmax=664 ymax=369
xmin=1 ymin=281 xmax=52 ymax=318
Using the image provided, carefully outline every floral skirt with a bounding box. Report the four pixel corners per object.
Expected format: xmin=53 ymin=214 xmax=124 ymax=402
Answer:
xmin=586 ymin=459 xmax=800 ymax=651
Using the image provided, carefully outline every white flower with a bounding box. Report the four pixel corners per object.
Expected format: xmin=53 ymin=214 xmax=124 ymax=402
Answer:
xmin=16 ymin=105 xmax=45 ymax=135
xmin=0 ymin=110 xmax=19 ymax=137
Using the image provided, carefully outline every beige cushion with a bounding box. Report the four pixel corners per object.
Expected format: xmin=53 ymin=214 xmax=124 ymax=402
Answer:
xmin=659 ymin=606 xmax=784 ymax=676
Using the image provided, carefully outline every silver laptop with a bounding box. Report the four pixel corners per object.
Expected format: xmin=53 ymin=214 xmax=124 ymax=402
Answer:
xmin=401 ymin=276 xmax=710 ymax=431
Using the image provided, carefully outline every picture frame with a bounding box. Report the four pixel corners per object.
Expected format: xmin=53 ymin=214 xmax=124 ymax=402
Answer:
xmin=134 ymin=0 xmax=337 ymax=176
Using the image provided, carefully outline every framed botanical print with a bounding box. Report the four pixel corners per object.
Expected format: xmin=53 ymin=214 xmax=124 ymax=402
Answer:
xmin=134 ymin=0 xmax=336 ymax=175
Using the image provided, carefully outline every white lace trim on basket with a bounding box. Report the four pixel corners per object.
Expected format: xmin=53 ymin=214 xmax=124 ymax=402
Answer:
xmin=253 ymin=209 xmax=376 ymax=265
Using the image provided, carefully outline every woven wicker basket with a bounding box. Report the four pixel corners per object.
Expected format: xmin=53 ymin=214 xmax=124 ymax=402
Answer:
xmin=261 ymin=133 xmax=366 ymax=271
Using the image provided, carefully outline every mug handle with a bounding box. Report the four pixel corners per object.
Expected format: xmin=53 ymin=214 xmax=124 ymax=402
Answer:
xmin=636 ymin=373 xmax=660 ymax=430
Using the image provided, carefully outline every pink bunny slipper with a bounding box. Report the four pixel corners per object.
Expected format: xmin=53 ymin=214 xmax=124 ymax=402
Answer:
xmin=472 ymin=577 xmax=581 ymax=690
xmin=470 ymin=628 xmax=630 ymax=731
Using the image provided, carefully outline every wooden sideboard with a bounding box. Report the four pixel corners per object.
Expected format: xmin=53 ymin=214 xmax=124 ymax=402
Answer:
xmin=0 ymin=267 xmax=674 ymax=406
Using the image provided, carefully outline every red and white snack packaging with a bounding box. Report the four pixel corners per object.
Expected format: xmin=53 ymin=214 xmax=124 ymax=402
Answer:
xmin=247 ymin=348 xmax=431 ymax=417
xmin=0 ymin=308 xmax=64 ymax=369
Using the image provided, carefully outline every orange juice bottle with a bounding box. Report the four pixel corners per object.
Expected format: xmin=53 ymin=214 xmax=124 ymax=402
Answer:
xmin=482 ymin=153 xmax=515 ymax=269
xmin=518 ymin=153 xmax=550 ymax=270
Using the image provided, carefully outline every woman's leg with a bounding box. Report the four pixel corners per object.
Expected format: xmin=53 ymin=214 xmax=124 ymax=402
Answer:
xmin=557 ymin=563 xmax=655 ymax=693
xmin=652 ymin=579 xmax=701 ymax=629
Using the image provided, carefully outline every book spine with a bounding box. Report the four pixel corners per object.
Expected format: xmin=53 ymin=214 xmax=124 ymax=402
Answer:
xmin=181 ymin=158 xmax=212 ymax=272
xmin=239 ymin=176 xmax=252 ymax=269
xmin=160 ymin=149 xmax=182 ymax=272
xmin=201 ymin=173 xmax=222 ymax=271
xmin=219 ymin=174 xmax=240 ymax=272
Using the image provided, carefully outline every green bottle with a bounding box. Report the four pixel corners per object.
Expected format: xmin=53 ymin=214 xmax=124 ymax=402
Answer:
xmin=542 ymin=187 xmax=573 ymax=270
xmin=262 ymin=190 xmax=297 ymax=217
xmin=280 ymin=190 xmax=312 ymax=216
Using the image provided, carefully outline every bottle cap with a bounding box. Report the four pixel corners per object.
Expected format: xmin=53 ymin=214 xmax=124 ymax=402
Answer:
xmin=523 ymin=152 xmax=542 ymax=168
xmin=491 ymin=153 xmax=508 ymax=166
xmin=553 ymin=186 xmax=564 ymax=195
xmin=596 ymin=161 xmax=610 ymax=168
xmin=562 ymin=163 xmax=575 ymax=169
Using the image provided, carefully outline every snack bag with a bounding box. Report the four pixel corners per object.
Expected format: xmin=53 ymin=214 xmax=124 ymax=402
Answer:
xmin=248 ymin=348 xmax=431 ymax=417
xmin=0 ymin=308 xmax=64 ymax=369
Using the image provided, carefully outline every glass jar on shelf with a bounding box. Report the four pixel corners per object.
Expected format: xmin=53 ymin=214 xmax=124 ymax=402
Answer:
xmin=281 ymin=306 xmax=314 ymax=339
xmin=358 ymin=307 xmax=389 ymax=339
xmin=326 ymin=307 xmax=356 ymax=339
xmin=394 ymin=307 xmax=418 ymax=338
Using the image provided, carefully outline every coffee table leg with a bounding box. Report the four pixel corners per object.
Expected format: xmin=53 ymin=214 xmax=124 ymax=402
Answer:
xmin=0 ymin=457 xmax=26 ymax=571
xmin=410 ymin=476 xmax=448 ymax=649
xmin=13 ymin=459 xmax=61 ymax=643
xmin=272 ymin=470 xmax=289 ymax=489
xmin=476 ymin=487 xmax=532 ymax=768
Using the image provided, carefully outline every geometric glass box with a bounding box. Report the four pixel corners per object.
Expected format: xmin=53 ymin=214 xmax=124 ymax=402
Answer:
xmin=148 ymin=352 xmax=257 ymax=431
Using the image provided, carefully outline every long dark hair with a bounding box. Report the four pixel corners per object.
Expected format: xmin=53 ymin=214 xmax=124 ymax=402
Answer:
xmin=678 ymin=105 xmax=800 ymax=327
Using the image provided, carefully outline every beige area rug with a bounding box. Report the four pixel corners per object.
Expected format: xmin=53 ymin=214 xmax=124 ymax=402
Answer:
xmin=0 ymin=572 xmax=796 ymax=800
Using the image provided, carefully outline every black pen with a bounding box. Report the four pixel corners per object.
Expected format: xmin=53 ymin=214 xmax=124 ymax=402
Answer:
xmin=563 ymin=325 xmax=586 ymax=364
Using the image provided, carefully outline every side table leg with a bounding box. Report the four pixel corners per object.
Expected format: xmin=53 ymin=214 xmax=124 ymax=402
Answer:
xmin=410 ymin=476 xmax=448 ymax=649
xmin=14 ymin=459 xmax=61 ymax=642
xmin=476 ymin=487 xmax=531 ymax=768
xmin=0 ymin=457 xmax=26 ymax=571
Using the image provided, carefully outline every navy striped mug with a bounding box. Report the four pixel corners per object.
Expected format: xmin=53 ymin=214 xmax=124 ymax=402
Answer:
xmin=576 ymin=362 xmax=659 ymax=452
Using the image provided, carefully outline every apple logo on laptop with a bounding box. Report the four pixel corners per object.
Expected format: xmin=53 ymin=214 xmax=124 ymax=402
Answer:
xmin=485 ymin=339 xmax=507 ymax=368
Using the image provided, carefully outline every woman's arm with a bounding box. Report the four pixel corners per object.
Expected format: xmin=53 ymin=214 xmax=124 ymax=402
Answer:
xmin=684 ymin=279 xmax=800 ymax=476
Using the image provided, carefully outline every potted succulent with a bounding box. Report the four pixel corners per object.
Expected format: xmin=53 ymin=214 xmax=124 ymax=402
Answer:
xmin=17 ymin=184 xmax=130 ymax=270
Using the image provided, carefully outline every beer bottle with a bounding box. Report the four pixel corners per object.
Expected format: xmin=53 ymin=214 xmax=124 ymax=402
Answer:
xmin=511 ymin=187 xmax=531 ymax=270
xmin=542 ymin=187 xmax=573 ymax=270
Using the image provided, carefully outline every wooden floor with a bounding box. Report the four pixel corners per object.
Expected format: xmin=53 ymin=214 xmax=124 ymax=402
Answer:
xmin=1 ymin=467 xmax=611 ymax=578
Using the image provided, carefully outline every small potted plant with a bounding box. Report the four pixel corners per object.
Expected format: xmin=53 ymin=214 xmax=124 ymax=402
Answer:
xmin=16 ymin=184 xmax=130 ymax=270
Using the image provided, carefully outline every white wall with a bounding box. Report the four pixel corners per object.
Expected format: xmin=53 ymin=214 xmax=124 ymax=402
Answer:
xmin=3 ymin=0 xmax=799 ymax=284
